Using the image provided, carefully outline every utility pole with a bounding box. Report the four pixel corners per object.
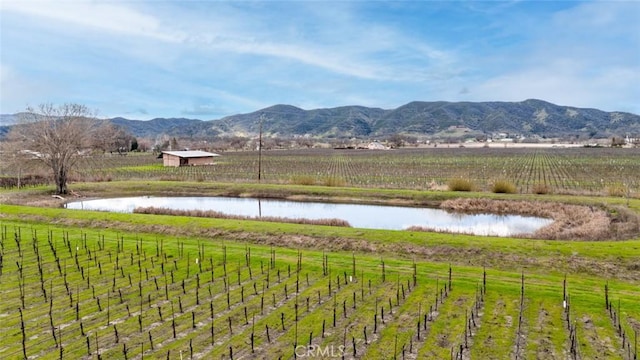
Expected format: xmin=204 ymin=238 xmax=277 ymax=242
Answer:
xmin=258 ymin=114 xmax=264 ymax=182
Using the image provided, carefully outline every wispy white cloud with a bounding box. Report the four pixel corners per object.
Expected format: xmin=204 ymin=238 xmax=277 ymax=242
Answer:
xmin=447 ymin=1 xmax=639 ymax=113
xmin=1 ymin=0 xmax=184 ymax=42
xmin=1 ymin=0 xmax=638 ymax=118
xmin=2 ymin=0 xmax=455 ymax=82
xmin=172 ymin=3 xmax=456 ymax=82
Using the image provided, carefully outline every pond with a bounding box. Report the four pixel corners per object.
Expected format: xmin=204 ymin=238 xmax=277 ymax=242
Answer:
xmin=64 ymin=196 xmax=553 ymax=237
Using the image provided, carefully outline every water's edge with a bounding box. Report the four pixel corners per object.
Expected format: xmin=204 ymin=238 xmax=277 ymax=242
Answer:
xmin=65 ymin=196 xmax=553 ymax=237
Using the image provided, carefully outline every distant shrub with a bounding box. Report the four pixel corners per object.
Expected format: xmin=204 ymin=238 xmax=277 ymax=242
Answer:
xmin=492 ymin=180 xmax=517 ymax=194
xmin=290 ymin=175 xmax=315 ymax=186
xmin=0 ymin=174 xmax=49 ymax=189
xmin=323 ymin=177 xmax=346 ymax=187
xmin=532 ymin=183 xmax=551 ymax=195
xmin=447 ymin=178 xmax=475 ymax=192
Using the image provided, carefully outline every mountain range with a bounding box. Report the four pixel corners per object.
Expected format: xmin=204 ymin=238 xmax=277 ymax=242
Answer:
xmin=3 ymin=99 xmax=639 ymax=140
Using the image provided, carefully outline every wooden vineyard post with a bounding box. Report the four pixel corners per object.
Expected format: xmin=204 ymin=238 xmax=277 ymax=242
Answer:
xmin=394 ymin=333 xmax=398 ymax=360
xmin=19 ymin=308 xmax=27 ymax=359
xmin=374 ymin=298 xmax=379 ymax=333
xmin=364 ymin=326 xmax=368 ymax=344
xmin=352 ymin=252 xmax=356 ymax=277
xmin=634 ymin=328 xmax=637 ymax=360
xmin=417 ymin=302 xmax=422 ymax=341
xmin=171 ymin=302 xmax=176 ymax=339
xmin=251 ymin=315 xmax=255 ymax=353
xmin=605 ymin=281 xmax=609 ymax=310
xmin=483 ymin=266 xmax=486 ymax=290
xmin=266 ymin=324 xmax=271 ymax=343
xmin=515 ymin=271 xmax=526 ymax=358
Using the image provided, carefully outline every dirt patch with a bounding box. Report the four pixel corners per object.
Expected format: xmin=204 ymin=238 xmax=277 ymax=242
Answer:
xmin=436 ymin=332 xmax=450 ymax=348
xmin=534 ymin=309 xmax=557 ymax=360
xmin=580 ymin=315 xmax=620 ymax=357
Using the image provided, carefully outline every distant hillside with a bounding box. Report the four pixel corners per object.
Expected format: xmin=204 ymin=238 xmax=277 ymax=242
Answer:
xmin=217 ymin=104 xmax=387 ymax=138
xmin=3 ymin=100 xmax=639 ymax=140
xmin=0 ymin=114 xmax=18 ymax=126
xmin=109 ymin=117 xmax=207 ymax=138
xmin=373 ymin=99 xmax=639 ymax=137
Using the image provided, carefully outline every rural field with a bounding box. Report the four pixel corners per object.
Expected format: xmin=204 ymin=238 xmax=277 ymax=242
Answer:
xmin=1 ymin=147 xmax=640 ymax=359
xmin=4 ymin=147 xmax=639 ymax=196
xmin=75 ymin=147 xmax=640 ymax=195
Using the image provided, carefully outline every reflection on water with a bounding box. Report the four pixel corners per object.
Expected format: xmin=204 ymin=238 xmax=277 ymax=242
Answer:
xmin=65 ymin=196 xmax=553 ymax=237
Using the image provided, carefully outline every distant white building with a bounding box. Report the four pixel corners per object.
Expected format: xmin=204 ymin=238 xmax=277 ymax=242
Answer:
xmin=161 ymin=150 xmax=220 ymax=167
xmin=367 ymin=141 xmax=388 ymax=150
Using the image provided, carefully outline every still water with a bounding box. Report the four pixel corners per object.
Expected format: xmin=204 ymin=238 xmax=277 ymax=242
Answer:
xmin=65 ymin=196 xmax=552 ymax=237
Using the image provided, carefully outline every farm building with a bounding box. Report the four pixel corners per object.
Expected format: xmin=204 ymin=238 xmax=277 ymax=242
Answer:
xmin=367 ymin=141 xmax=389 ymax=150
xmin=161 ymin=150 xmax=220 ymax=167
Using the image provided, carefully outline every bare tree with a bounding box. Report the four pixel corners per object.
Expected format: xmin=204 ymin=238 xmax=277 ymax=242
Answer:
xmin=7 ymin=103 xmax=97 ymax=194
xmin=92 ymin=123 xmax=133 ymax=154
xmin=386 ymin=133 xmax=406 ymax=148
xmin=611 ymin=136 xmax=626 ymax=147
xmin=136 ymin=138 xmax=151 ymax=152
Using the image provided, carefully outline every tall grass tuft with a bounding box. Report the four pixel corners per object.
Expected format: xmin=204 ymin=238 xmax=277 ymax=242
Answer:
xmin=323 ymin=177 xmax=346 ymax=187
xmin=531 ymin=183 xmax=551 ymax=195
xmin=447 ymin=178 xmax=475 ymax=192
xmin=492 ymin=180 xmax=517 ymax=194
xmin=290 ymin=175 xmax=316 ymax=186
xmin=607 ymin=184 xmax=626 ymax=197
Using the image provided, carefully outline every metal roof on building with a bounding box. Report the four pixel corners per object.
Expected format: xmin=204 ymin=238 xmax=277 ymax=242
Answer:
xmin=161 ymin=150 xmax=221 ymax=158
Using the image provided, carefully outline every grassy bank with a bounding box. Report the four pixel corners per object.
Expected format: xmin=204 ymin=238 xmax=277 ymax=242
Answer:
xmin=4 ymin=180 xmax=640 ymax=210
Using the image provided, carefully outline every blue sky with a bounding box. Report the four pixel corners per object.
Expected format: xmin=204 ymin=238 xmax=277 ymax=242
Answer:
xmin=1 ymin=0 xmax=639 ymax=119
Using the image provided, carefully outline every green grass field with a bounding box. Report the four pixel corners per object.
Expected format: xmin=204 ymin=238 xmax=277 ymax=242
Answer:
xmin=1 ymin=217 xmax=638 ymax=359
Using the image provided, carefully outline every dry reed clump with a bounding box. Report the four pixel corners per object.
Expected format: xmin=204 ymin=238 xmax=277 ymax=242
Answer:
xmin=405 ymin=226 xmax=476 ymax=236
xmin=608 ymin=205 xmax=640 ymax=237
xmin=439 ymin=198 xmax=637 ymax=240
xmin=606 ymin=184 xmax=626 ymax=197
xmin=447 ymin=178 xmax=476 ymax=192
xmin=133 ymin=206 xmax=351 ymax=227
xmin=491 ymin=180 xmax=517 ymax=194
